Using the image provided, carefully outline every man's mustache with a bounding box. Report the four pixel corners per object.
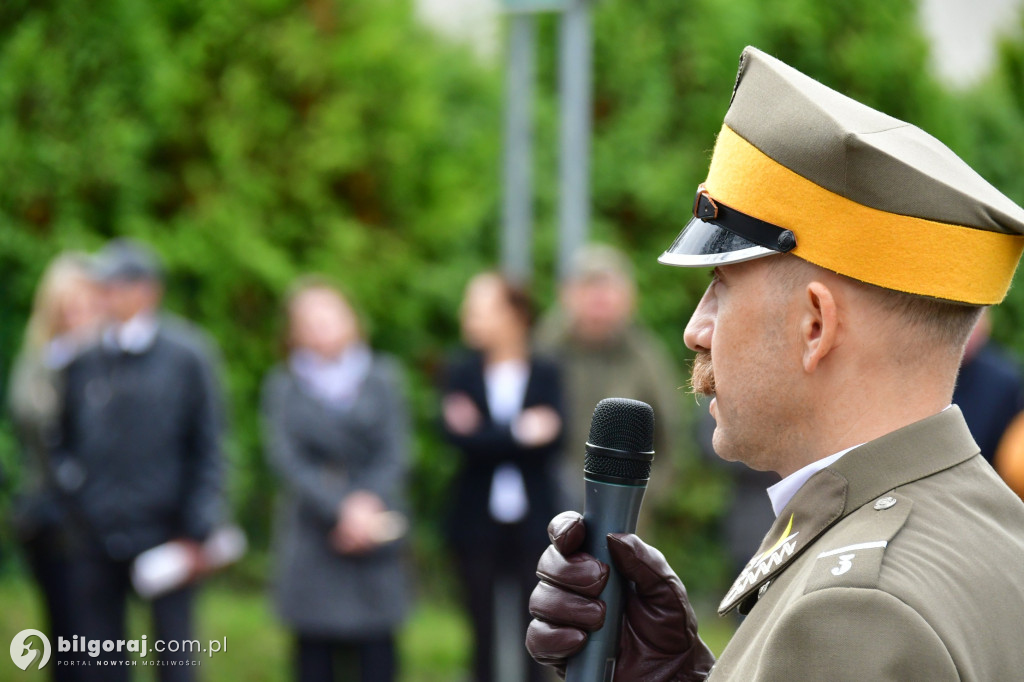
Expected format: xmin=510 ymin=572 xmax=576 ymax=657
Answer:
xmin=689 ymin=351 xmax=715 ymax=396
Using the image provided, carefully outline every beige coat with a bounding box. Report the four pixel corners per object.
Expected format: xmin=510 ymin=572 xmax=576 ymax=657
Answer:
xmin=708 ymin=406 xmax=1024 ymax=681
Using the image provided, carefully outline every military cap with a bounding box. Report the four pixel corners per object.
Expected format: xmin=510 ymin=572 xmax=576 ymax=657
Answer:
xmin=659 ymin=46 xmax=1024 ymax=304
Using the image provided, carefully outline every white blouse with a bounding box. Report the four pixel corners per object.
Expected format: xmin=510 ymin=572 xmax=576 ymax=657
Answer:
xmin=484 ymin=359 xmax=531 ymax=524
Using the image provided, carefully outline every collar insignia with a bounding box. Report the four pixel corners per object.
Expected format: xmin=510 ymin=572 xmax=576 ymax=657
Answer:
xmin=721 ymin=514 xmax=800 ymax=610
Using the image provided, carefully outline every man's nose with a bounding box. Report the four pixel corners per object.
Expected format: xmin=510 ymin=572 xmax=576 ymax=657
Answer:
xmin=684 ymin=285 xmax=715 ymax=353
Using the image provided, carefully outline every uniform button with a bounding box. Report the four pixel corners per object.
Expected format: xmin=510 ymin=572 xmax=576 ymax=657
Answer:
xmin=874 ymin=496 xmax=898 ymax=510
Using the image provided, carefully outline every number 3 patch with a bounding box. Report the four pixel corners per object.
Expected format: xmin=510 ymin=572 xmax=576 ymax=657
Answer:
xmin=816 ymin=540 xmax=889 ymax=581
xmin=830 ymin=553 xmax=856 ymax=576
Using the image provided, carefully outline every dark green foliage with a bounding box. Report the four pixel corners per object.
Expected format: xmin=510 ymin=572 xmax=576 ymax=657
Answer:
xmin=955 ymin=21 xmax=1024 ymax=354
xmin=0 ymin=0 xmax=503 ymax=559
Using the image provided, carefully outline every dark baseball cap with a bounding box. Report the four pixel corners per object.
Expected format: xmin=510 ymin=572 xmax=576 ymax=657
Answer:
xmin=92 ymin=238 xmax=164 ymax=284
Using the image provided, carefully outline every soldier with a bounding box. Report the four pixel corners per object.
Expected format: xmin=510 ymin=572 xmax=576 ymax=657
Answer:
xmin=535 ymin=244 xmax=681 ymax=516
xmin=525 ymin=47 xmax=1024 ymax=680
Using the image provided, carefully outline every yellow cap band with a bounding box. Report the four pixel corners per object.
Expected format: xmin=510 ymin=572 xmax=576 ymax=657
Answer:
xmin=705 ymin=125 xmax=1024 ymax=304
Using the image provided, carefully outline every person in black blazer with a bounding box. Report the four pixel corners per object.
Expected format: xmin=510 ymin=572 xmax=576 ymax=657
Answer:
xmin=441 ymin=272 xmax=564 ymax=682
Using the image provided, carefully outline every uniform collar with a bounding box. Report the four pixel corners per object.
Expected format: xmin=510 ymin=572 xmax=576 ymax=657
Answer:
xmin=719 ymin=405 xmax=979 ymax=615
xmin=766 ymin=444 xmax=861 ymax=517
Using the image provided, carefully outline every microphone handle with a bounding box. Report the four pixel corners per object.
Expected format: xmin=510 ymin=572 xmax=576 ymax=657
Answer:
xmin=564 ymin=477 xmax=647 ymax=682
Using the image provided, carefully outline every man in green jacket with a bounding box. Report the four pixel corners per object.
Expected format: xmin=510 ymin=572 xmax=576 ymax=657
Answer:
xmin=526 ymin=46 xmax=1024 ymax=681
xmin=535 ymin=244 xmax=681 ymax=515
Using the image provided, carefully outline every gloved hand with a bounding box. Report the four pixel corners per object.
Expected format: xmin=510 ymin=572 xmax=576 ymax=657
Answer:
xmin=526 ymin=511 xmax=716 ymax=681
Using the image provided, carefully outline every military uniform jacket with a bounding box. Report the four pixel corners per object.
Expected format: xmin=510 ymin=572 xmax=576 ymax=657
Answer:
xmin=708 ymin=406 xmax=1024 ymax=681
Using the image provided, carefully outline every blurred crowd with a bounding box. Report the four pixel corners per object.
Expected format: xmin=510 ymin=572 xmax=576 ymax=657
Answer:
xmin=7 ymin=238 xmax=1024 ymax=682
xmin=4 ymin=239 xmax=685 ymax=682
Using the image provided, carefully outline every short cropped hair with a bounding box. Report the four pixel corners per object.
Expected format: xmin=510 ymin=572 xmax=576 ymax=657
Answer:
xmin=864 ymin=287 xmax=984 ymax=351
xmin=767 ymin=255 xmax=983 ymax=354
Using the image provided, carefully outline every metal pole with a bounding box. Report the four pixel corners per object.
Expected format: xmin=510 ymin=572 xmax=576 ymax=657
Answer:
xmin=501 ymin=14 xmax=536 ymax=283
xmin=557 ymin=0 xmax=592 ymax=280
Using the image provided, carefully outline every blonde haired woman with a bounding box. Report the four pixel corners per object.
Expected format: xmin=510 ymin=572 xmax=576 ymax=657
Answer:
xmin=9 ymin=252 xmax=102 ymax=680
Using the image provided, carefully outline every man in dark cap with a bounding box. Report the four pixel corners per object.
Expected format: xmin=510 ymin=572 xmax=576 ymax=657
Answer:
xmin=57 ymin=238 xmax=225 ymax=681
xmin=526 ymin=47 xmax=1024 ymax=680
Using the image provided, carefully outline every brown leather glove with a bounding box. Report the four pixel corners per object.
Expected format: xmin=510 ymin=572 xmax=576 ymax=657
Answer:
xmin=526 ymin=511 xmax=716 ymax=681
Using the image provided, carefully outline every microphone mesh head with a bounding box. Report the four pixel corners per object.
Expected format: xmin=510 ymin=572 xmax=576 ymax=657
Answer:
xmin=584 ymin=451 xmax=652 ymax=480
xmin=584 ymin=398 xmax=655 ymax=480
xmin=587 ymin=398 xmax=655 ymax=452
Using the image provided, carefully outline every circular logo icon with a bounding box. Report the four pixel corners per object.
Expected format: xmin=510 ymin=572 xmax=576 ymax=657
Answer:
xmin=10 ymin=630 xmax=51 ymax=671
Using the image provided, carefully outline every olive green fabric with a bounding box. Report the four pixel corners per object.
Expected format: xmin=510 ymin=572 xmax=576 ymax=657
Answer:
xmin=708 ymin=406 xmax=1024 ymax=681
xmin=726 ymin=47 xmax=1024 ymax=233
xmin=533 ymin=312 xmax=681 ymax=520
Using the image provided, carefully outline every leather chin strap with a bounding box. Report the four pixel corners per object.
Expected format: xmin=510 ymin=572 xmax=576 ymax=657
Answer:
xmin=694 ymin=184 xmax=797 ymax=254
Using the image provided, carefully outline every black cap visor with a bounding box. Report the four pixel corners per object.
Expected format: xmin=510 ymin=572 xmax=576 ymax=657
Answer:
xmin=658 ymin=186 xmax=797 ymax=268
xmin=658 ymin=217 xmax=779 ymax=267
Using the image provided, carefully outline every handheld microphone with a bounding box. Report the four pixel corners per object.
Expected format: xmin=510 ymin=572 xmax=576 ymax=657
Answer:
xmin=565 ymin=397 xmax=655 ymax=682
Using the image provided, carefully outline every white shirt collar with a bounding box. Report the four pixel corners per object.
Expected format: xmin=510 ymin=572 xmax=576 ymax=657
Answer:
xmin=45 ymin=335 xmax=82 ymax=370
xmin=767 ymin=444 xmax=861 ymax=517
xmin=104 ymin=312 xmax=160 ymax=354
xmin=765 ymin=405 xmax=955 ymax=517
xmin=484 ymin=359 xmax=529 ymax=425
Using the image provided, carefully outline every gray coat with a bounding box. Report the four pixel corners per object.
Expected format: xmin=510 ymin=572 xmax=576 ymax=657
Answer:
xmin=261 ymin=354 xmax=411 ymax=637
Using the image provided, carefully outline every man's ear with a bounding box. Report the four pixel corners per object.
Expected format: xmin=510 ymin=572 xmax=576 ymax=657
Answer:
xmin=801 ymin=281 xmax=840 ymax=373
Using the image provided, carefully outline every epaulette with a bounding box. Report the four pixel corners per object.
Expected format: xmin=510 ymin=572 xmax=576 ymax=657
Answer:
xmin=803 ymin=492 xmax=913 ymax=593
